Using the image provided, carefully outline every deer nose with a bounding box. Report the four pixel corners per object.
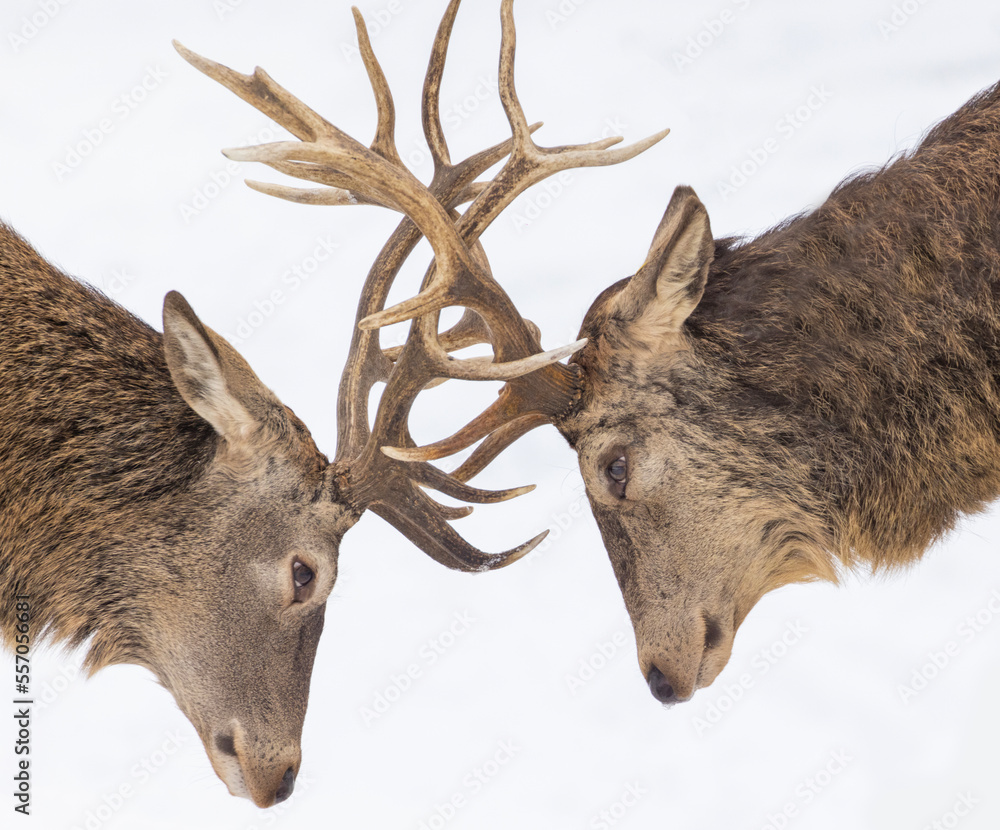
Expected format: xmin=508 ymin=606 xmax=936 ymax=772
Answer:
xmin=647 ymin=666 xmax=681 ymax=705
xmin=274 ymin=767 xmax=296 ymax=804
xmin=210 ymin=722 xmax=301 ymax=807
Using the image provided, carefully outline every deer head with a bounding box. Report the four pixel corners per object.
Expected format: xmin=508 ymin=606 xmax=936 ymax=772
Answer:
xmin=155 ymin=291 xmax=346 ymax=806
xmin=385 ymin=181 xmax=837 ymax=708
xmin=560 ymin=186 xmax=836 ymax=705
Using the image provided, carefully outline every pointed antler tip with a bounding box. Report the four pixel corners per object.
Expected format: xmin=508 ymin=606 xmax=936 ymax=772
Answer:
xmin=221 ymin=146 xmax=255 ymax=161
xmin=172 ymin=40 xmax=199 ymax=64
xmin=508 ymin=483 xmax=536 ymax=498
xmin=500 ymin=528 xmax=549 ymax=568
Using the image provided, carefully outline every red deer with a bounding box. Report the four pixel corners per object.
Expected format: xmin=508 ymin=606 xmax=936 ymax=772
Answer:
xmin=374 ymin=31 xmax=1000 ymax=705
xmin=2 ymin=0 xmax=640 ymax=807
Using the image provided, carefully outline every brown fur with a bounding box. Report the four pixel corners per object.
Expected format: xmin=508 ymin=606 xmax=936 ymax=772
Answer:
xmin=559 ymin=81 xmax=1000 ymax=703
xmin=0 ymin=222 xmax=356 ymax=805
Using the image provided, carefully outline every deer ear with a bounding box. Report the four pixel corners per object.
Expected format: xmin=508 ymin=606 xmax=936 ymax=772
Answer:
xmin=162 ymin=291 xmax=281 ymax=442
xmin=610 ymin=185 xmax=714 ymax=345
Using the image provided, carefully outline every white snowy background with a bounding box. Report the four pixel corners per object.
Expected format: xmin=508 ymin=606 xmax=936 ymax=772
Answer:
xmin=2 ymin=0 xmax=1000 ymax=828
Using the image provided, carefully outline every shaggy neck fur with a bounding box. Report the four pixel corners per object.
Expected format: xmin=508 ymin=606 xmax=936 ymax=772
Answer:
xmin=688 ymin=82 xmax=1000 ymax=570
xmin=0 ymin=223 xmax=217 ymax=670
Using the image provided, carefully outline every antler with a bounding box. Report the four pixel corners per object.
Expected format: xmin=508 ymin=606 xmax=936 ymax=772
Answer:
xmin=174 ymin=0 xmax=668 ymax=570
xmin=365 ymin=0 xmax=669 ymax=479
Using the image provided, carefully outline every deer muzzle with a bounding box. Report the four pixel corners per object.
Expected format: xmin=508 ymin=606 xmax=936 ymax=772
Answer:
xmin=636 ymin=610 xmax=736 ymax=706
xmin=211 ymin=720 xmax=301 ymax=808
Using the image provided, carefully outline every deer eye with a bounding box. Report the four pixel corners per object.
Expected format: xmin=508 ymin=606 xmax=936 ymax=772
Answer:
xmin=606 ymin=455 xmax=627 ymax=499
xmin=292 ymin=560 xmax=315 ymax=602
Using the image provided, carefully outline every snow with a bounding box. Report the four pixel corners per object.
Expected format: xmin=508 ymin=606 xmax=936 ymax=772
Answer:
xmin=2 ymin=0 xmax=1000 ymax=828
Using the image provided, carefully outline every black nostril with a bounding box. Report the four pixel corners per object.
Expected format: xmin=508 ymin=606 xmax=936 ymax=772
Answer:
xmin=647 ymin=666 xmax=680 ymax=706
xmin=274 ymin=767 xmax=295 ymax=805
xmin=703 ymin=614 xmax=724 ymax=651
xmin=214 ymin=732 xmax=238 ymax=758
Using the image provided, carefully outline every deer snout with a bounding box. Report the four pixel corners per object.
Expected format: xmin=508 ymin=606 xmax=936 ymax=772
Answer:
xmin=646 ymin=665 xmax=686 ymax=706
xmin=211 ymin=721 xmax=301 ymax=808
xmin=638 ymin=611 xmax=735 ymax=706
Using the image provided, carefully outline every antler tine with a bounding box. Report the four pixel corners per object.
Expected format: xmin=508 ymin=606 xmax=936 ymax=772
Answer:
xmin=246 ymin=179 xmax=387 ymax=207
xmin=351 ymin=6 xmax=402 ymax=166
xmin=384 ymin=308 xmax=490 ymax=362
xmin=372 ymin=498 xmax=546 ymax=572
xmin=450 ymin=414 xmax=550 ymax=483
xmin=422 ymin=0 xmax=461 ymax=172
xmin=173 ymin=39 xmax=333 ymax=142
xmin=382 ymin=391 xmax=543 ymax=464
xmin=405 ymin=461 xmax=535 ymax=504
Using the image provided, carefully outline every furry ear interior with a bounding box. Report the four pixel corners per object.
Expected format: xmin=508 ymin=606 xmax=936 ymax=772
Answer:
xmin=609 ymin=185 xmax=714 ymax=346
xmin=162 ymin=291 xmax=281 ymax=442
